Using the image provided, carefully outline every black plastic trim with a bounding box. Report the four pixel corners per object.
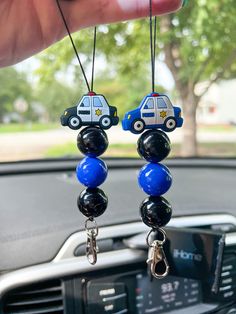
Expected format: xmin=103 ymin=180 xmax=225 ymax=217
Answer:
xmin=0 ymin=157 xmax=236 ymax=176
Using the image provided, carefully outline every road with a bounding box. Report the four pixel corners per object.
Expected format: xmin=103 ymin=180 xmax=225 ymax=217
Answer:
xmin=1 ymin=126 xmax=236 ymax=161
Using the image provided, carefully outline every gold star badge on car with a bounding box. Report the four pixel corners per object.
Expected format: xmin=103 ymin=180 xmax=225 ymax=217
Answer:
xmin=95 ymin=109 xmax=102 ymax=116
xmin=160 ymin=110 xmax=167 ymax=119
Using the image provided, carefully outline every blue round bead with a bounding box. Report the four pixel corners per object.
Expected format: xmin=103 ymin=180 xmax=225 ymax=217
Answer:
xmin=138 ymin=163 xmax=172 ymax=196
xmin=76 ymin=157 xmax=108 ymax=188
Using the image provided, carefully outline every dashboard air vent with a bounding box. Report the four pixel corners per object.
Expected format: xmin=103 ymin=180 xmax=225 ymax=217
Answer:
xmin=3 ymin=279 xmax=64 ymax=314
xmin=218 ymin=246 xmax=236 ymax=301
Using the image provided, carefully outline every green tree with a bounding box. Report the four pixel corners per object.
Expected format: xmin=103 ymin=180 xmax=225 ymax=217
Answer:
xmin=36 ymin=80 xmax=77 ymax=122
xmin=0 ymin=68 xmax=32 ymax=122
xmin=160 ymin=0 xmax=236 ymax=155
xmin=37 ymin=0 xmax=236 ymax=155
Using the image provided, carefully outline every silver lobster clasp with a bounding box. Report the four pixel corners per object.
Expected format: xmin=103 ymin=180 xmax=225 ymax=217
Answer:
xmin=146 ymin=228 xmax=170 ymax=279
xmin=85 ymin=219 xmax=99 ymax=265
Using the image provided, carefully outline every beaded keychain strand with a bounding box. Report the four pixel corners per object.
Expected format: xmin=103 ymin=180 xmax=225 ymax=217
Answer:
xmin=122 ymin=0 xmax=183 ymax=279
xmin=56 ymin=0 xmax=119 ymax=265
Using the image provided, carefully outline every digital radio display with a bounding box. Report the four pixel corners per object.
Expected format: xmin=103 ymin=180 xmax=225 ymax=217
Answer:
xmin=135 ymin=273 xmax=202 ymax=313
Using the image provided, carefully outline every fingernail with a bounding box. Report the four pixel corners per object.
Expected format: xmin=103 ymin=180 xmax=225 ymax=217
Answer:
xmin=117 ymin=0 xmax=183 ymax=14
xmin=117 ymin=0 xmax=149 ymax=12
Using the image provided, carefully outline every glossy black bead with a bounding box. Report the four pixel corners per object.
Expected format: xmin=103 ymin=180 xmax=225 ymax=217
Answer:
xmin=137 ymin=130 xmax=171 ymax=163
xmin=77 ymin=127 xmax=108 ymax=157
xmin=140 ymin=196 xmax=172 ymax=228
xmin=77 ymin=188 xmax=108 ymax=218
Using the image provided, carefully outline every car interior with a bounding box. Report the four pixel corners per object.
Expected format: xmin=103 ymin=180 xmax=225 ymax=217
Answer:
xmin=0 ymin=158 xmax=236 ymax=314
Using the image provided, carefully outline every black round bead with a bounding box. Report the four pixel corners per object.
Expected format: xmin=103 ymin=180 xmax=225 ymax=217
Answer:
xmin=140 ymin=196 xmax=172 ymax=228
xmin=77 ymin=188 xmax=108 ymax=218
xmin=77 ymin=127 xmax=108 ymax=157
xmin=137 ymin=130 xmax=171 ymax=163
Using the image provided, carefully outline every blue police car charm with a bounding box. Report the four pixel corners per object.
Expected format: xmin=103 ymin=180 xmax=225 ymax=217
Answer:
xmin=124 ymin=90 xmax=183 ymax=279
xmin=61 ymin=92 xmax=119 ymax=130
xmin=122 ymin=92 xmax=183 ymax=134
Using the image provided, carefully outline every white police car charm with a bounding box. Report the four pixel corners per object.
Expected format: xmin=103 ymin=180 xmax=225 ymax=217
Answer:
xmin=61 ymin=92 xmax=119 ymax=130
xmin=122 ymin=92 xmax=183 ymax=134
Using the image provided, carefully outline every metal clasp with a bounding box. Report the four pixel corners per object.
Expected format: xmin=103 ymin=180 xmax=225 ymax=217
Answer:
xmin=85 ymin=219 xmax=99 ymax=265
xmin=146 ymin=228 xmax=170 ymax=279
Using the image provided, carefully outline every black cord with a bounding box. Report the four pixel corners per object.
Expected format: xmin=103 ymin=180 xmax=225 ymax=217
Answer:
xmin=153 ymin=16 xmax=157 ymax=91
xmin=55 ymin=0 xmax=91 ymax=92
xmin=149 ymin=0 xmax=154 ymax=92
xmin=149 ymin=0 xmax=157 ymax=93
xmin=91 ymin=27 xmax=97 ymax=92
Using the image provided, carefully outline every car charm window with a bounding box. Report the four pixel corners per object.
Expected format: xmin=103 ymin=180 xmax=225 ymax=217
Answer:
xmin=162 ymin=96 xmax=172 ymax=107
xmin=93 ymin=97 xmax=103 ymax=107
xmin=144 ymin=99 xmax=154 ymax=109
xmin=157 ymin=98 xmax=167 ymax=109
xmin=80 ymin=97 xmax=90 ymax=107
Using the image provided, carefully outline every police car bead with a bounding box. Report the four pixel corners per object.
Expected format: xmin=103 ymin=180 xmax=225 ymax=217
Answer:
xmin=61 ymin=92 xmax=119 ymax=130
xmin=122 ymin=92 xmax=183 ymax=134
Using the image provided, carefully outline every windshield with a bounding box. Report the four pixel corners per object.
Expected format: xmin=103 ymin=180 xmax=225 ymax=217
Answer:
xmin=0 ymin=2 xmax=235 ymax=162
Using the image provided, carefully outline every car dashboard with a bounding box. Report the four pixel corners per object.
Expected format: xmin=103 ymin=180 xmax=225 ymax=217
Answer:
xmin=0 ymin=158 xmax=236 ymax=314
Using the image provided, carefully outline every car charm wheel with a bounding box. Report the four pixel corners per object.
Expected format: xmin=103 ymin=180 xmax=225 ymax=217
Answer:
xmin=100 ymin=116 xmax=112 ymax=129
xmin=69 ymin=116 xmax=81 ymax=130
xmin=164 ymin=117 xmax=177 ymax=132
xmin=132 ymin=119 xmax=145 ymax=134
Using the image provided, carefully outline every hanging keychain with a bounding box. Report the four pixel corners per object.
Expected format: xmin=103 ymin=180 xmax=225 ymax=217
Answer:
xmin=122 ymin=0 xmax=183 ymax=279
xmin=56 ymin=0 xmax=119 ymax=265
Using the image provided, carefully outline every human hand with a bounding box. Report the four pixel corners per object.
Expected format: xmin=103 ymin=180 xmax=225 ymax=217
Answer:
xmin=0 ymin=0 xmax=182 ymax=67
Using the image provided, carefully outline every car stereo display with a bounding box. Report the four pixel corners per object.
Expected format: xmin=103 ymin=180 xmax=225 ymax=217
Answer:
xmin=85 ymin=268 xmax=203 ymax=314
xmin=135 ymin=272 xmax=202 ymax=313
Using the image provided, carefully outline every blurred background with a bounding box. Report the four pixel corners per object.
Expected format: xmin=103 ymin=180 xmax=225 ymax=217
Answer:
xmin=0 ymin=0 xmax=236 ymax=162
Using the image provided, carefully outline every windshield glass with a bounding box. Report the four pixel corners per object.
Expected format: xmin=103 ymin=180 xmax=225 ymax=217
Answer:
xmin=0 ymin=2 xmax=235 ymax=162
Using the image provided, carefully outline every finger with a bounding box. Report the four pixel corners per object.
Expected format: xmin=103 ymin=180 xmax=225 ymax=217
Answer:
xmin=116 ymin=0 xmax=182 ymax=18
xmin=60 ymin=0 xmax=182 ymax=32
